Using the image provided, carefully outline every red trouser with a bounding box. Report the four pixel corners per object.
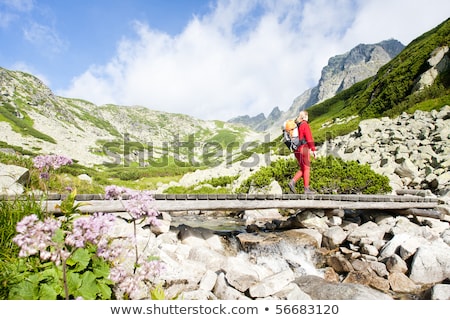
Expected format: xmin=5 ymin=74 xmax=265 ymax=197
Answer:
xmin=293 ymin=146 xmax=311 ymax=187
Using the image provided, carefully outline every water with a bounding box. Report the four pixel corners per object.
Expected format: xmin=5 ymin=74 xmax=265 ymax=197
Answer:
xmin=242 ymin=240 xmax=324 ymax=278
xmin=170 ymin=214 xmax=246 ymax=232
xmin=170 ymin=213 xmax=322 ymax=278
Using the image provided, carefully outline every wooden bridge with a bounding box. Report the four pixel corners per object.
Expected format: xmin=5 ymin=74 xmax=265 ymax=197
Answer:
xmin=16 ymin=190 xmax=442 ymax=219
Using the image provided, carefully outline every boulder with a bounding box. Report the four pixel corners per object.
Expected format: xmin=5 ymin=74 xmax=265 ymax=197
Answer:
xmin=0 ymin=163 xmax=29 ymax=195
xmin=294 ymin=275 xmax=393 ymax=300
xmin=409 ymin=243 xmax=450 ymax=285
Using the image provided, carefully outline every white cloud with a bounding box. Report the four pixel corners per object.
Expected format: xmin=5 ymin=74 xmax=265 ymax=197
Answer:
xmin=1 ymin=0 xmax=33 ymax=12
xmin=59 ymin=0 xmax=450 ymax=121
xmin=23 ymin=21 xmax=67 ymax=55
xmin=0 ymin=0 xmax=33 ymax=28
xmin=341 ymin=0 xmax=450 ymax=46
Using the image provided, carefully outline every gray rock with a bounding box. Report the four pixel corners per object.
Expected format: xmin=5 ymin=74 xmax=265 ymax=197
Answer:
xmin=409 ymin=243 xmax=450 ymax=285
xmin=271 ymin=282 xmax=311 ymax=300
xmin=249 ymin=269 xmax=295 ymax=298
xmin=199 ymin=270 xmax=218 ymax=292
xmin=431 ymin=284 xmax=450 ymax=300
xmin=224 ymin=256 xmax=262 ymax=292
xmin=322 ymin=226 xmax=348 ymax=249
xmin=213 ymin=272 xmax=251 ymax=300
xmin=385 ymin=254 xmax=408 ymax=274
xmin=294 ymin=275 xmax=393 ymax=300
xmin=388 ymin=272 xmax=421 ymax=293
xmin=347 ymin=221 xmax=385 ymax=244
xmin=0 ymin=163 xmax=29 ymax=195
xmin=398 ymin=237 xmax=421 ymax=260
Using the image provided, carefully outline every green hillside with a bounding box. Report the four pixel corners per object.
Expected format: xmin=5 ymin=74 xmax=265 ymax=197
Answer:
xmin=306 ymin=18 xmax=450 ymax=144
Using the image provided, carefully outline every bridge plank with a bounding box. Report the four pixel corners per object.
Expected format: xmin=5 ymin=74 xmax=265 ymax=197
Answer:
xmin=41 ymin=196 xmax=440 ymax=215
xmin=3 ymin=192 xmax=439 ymax=216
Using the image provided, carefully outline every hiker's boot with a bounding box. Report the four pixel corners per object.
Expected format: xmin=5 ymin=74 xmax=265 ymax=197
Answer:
xmin=288 ymin=180 xmax=296 ymax=193
xmin=304 ymin=187 xmax=316 ymax=194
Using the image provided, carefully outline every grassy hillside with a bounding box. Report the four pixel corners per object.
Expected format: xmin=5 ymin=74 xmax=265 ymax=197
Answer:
xmin=305 ymin=18 xmax=450 ymax=144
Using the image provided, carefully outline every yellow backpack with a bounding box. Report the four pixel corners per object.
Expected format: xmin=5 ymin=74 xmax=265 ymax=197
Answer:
xmin=284 ymin=120 xmax=298 ymax=138
xmin=282 ymin=119 xmax=305 ymax=151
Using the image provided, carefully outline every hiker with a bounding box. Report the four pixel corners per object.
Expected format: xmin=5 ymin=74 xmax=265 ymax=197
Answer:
xmin=288 ymin=110 xmax=317 ymax=194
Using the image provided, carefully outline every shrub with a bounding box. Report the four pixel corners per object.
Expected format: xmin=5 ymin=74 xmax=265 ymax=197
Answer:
xmin=312 ymin=156 xmax=392 ymax=194
xmin=238 ymin=156 xmax=392 ymax=194
xmin=204 ymin=175 xmax=239 ymax=187
xmin=237 ymin=166 xmax=275 ymax=193
xmin=164 ymin=185 xmax=229 ymax=194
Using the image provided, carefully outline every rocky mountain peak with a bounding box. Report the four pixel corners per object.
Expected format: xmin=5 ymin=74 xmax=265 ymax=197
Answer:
xmin=229 ymin=39 xmax=405 ymax=134
xmin=317 ymin=39 xmax=404 ymax=102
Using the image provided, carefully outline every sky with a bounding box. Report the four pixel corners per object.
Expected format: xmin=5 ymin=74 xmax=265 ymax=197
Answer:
xmin=1 ymin=0 xmax=449 ymax=121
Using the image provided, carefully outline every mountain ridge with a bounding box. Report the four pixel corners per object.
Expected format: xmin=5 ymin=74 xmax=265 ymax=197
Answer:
xmin=0 ymin=67 xmax=261 ymax=167
xmin=229 ymin=39 xmax=405 ymax=133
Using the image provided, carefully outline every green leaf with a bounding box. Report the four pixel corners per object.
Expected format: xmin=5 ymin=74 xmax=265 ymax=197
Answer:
xmin=78 ymin=271 xmax=98 ymax=300
xmin=66 ymin=271 xmax=82 ymax=293
xmin=39 ymin=283 xmax=58 ymax=300
xmin=67 ymin=248 xmax=92 ymax=271
xmin=150 ymin=283 xmax=167 ymax=300
xmin=91 ymin=256 xmax=110 ymax=278
xmin=41 ymin=265 xmax=60 ymax=281
xmin=97 ymin=281 xmax=112 ymax=300
xmin=8 ymin=273 xmax=41 ymax=299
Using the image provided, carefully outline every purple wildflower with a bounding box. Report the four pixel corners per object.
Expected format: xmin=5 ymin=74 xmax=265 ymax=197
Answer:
xmin=124 ymin=190 xmax=159 ymax=225
xmin=39 ymin=172 xmax=50 ymax=180
xmin=109 ymin=259 xmax=166 ymax=299
xmin=13 ymin=214 xmax=62 ymax=262
xmin=65 ymin=212 xmax=117 ymax=249
xmin=33 ymin=154 xmax=73 ymax=171
xmin=104 ymin=185 xmax=131 ymax=200
xmin=13 ymin=212 xmax=118 ymax=266
xmin=104 ymin=186 xmax=160 ymax=226
xmin=14 ymin=185 xmax=165 ymax=300
xmin=33 ymin=154 xmax=73 ymax=180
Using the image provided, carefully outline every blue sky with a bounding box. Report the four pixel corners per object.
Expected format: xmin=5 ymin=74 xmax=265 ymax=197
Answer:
xmin=1 ymin=0 xmax=449 ymax=121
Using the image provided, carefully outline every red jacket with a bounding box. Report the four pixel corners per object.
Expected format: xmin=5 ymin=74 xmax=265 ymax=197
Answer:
xmin=298 ymin=121 xmax=316 ymax=151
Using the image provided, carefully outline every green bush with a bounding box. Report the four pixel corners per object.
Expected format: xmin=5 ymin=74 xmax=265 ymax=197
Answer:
xmin=238 ymin=156 xmax=392 ymax=194
xmin=110 ymin=169 xmax=145 ymax=181
xmin=204 ymin=175 xmax=239 ymax=187
xmin=164 ymin=185 xmax=229 ymax=194
xmin=8 ymin=245 xmax=114 ymax=300
xmin=162 ymin=175 xmax=238 ymax=194
xmin=312 ymin=156 xmax=392 ymax=194
xmin=237 ymin=166 xmax=276 ymax=193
